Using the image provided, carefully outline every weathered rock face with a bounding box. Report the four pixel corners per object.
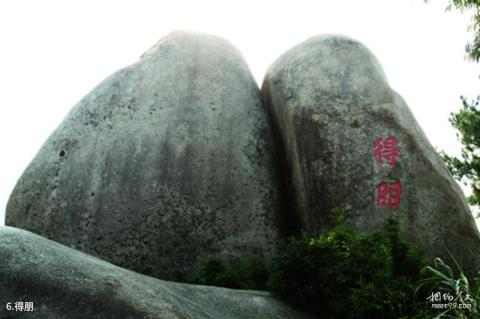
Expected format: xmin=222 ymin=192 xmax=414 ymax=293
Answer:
xmin=262 ymin=34 xmax=480 ymax=271
xmin=6 ymin=32 xmax=286 ymax=279
xmin=0 ymin=226 xmax=313 ymax=319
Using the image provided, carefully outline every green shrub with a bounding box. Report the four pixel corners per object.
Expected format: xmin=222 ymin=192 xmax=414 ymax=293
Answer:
xmin=177 ymin=217 xmax=480 ymax=318
xmin=237 ymin=256 xmax=270 ymax=290
xmin=180 ymin=256 xmax=241 ymax=289
xmin=267 ymin=219 xmax=426 ymax=319
xmin=178 ymin=255 xmax=270 ymax=290
xmin=415 ymin=257 xmax=480 ymax=318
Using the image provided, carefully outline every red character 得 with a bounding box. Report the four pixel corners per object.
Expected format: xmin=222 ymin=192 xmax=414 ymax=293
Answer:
xmin=373 ymin=136 xmax=400 ymax=169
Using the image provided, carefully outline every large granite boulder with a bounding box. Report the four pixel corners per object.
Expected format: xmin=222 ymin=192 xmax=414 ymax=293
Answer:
xmin=6 ymin=32 xmax=286 ymax=279
xmin=262 ymin=34 xmax=480 ymax=271
xmin=0 ymin=226 xmax=313 ymax=319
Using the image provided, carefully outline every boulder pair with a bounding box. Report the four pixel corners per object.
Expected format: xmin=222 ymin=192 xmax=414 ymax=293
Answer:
xmin=5 ymin=32 xmax=480 ymax=279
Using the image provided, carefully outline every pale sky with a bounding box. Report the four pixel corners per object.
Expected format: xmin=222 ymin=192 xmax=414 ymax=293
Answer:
xmin=0 ymin=0 xmax=479 ymax=226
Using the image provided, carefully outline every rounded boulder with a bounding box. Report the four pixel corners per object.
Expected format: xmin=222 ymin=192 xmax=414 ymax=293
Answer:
xmin=6 ymin=32 xmax=286 ymax=278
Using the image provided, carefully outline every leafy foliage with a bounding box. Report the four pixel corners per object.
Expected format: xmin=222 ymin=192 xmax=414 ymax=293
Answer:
xmin=442 ymin=96 xmax=480 ymax=207
xmin=178 ymin=217 xmax=480 ymax=318
xmin=447 ymin=0 xmax=480 ymax=61
xmin=416 ymin=6 xmax=480 ymax=316
xmin=180 ymin=218 xmax=427 ymax=318
xmin=416 ymin=257 xmax=480 ymax=318
xmin=179 ymin=256 xmax=241 ymax=288
xmin=437 ymin=0 xmax=480 ymax=208
xmin=178 ymin=255 xmax=269 ymax=290
xmin=267 ymin=219 xmax=426 ymax=319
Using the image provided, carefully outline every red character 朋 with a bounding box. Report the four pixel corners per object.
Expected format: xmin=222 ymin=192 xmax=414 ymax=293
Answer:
xmin=376 ymin=181 xmax=402 ymax=208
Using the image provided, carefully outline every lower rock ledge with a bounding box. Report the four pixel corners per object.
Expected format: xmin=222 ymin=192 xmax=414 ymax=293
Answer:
xmin=0 ymin=226 xmax=313 ymax=319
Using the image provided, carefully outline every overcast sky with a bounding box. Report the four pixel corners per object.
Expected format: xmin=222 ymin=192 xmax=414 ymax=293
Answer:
xmin=0 ymin=0 xmax=479 ymax=226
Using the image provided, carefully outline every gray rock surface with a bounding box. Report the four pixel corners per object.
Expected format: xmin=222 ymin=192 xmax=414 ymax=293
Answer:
xmin=6 ymin=32 xmax=286 ymax=279
xmin=262 ymin=34 xmax=480 ymax=271
xmin=0 ymin=226 xmax=313 ymax=319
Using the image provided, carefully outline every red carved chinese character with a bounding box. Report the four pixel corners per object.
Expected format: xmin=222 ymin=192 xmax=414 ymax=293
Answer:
xmin=373 ymin=136 xmax=400 ymax=169
xmin=376 ymin=181 xmax=402 ymax=208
